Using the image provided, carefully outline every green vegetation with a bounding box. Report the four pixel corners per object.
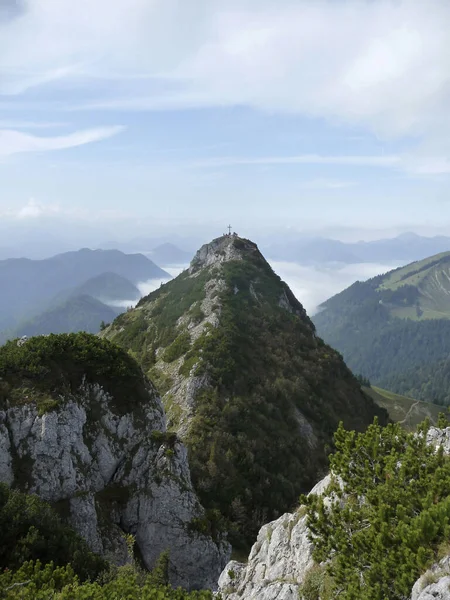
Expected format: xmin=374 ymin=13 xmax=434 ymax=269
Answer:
xmin=0 ymin=483 xmax=107 ymax=582
xmin=364 ymin=385 xmax=443 ymax=429
xmin=0 ymin=485 xmax=217 ymax=599
xmin=299 ymin=563 xmax=334 ymax=600
xmin=0 ymin=561 xmax=217 ymax=599
xmin=108 ymin=268 xmax=210 ymax=364
xmin=0 ymin=333 xmax=150 ymax=415
xmin=313 ymin=252 xmax=450 ymax=405
xmin=107 ymin=237 xmax=387 ymax=549
xmin=302 ymin=417 xmax=450 ymax=600
xmin=185 ymin=258 xmax=386 ymax=548
xmin=162 ymin=332 xmax=191 ymax=363
xmin=380 ymin=356 xmax=450 ymax=406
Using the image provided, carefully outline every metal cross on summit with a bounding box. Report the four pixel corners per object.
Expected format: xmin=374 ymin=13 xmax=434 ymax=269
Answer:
xmin=227 ymin=224 xmax=232 ymax=235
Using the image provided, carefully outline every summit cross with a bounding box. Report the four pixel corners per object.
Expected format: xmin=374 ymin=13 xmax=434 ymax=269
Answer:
xmin=227 ymin=224 xmax=232 ymax=235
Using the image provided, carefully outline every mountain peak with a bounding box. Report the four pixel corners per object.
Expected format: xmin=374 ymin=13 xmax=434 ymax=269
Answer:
xmin=189 ymin=234 xmax=260 ymax=273
xmin=104 ymin=236 xmax=387 ymax=546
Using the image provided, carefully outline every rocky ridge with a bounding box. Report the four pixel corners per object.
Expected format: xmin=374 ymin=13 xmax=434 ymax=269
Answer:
xmin=0 ymin=334 xmax=230 ymax=590
xmin=104 ymin=235 xmax=387 ymax=545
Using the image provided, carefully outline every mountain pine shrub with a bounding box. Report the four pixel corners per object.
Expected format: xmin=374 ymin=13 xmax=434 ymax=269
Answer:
xmin=302 ymin=418 xmax=450 ymax=600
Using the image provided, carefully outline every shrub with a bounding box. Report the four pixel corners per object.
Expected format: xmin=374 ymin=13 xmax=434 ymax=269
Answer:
xmin=0 ymin=484 xmax=107 ymax=581
xmin=0 ymin=333 xmax=149 ymax=415
xmin=303 ymin=418 xmax=450 ymax=600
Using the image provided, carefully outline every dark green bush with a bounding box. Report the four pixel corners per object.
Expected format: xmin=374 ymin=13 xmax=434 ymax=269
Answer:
xmin=304 ymin=418 xmax=450 ymax=600
xmin=0 ymin=484 xmax=107 ymax=581
xmin=0 ymin=333 xmax=149 ymax=415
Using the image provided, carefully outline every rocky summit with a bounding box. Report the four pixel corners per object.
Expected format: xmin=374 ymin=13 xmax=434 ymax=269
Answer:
xmin=104 ymin=235 xmax=388 ymax=547
xmin=0 ymin=333 xmax=229 ymax=590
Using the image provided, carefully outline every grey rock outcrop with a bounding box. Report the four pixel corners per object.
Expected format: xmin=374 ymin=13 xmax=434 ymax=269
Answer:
xmin=415 ymin=577 xmax=450 ymax=600
xmin=189 ymin=235 xmax=251 ymax=273
xmin=411 ymin=557 xmax=450 ymax=600
xmin=218 ymin=475 xmax=334 ymax=600
xmin=218 ymin=510 xmax=313 ymax=600
xmin=0 ymin=379 xmax=230 ymax=589
xmin=427 ymin=426 xmax=450 ymax=454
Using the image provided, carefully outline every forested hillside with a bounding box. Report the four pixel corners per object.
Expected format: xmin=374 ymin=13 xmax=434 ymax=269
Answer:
xmin=314 ymin=251 xmax=450 ymax=405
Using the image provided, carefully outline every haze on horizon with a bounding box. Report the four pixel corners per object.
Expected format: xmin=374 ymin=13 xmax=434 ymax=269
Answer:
xmin=1 ymin=0 xmax=450 ymax=242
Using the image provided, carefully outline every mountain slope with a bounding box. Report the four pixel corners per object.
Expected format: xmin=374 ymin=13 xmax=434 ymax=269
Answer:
xmin=0 ymin=248 xmax=168 ymax=332
xmin=55 ymin=272 xmax=141 ymax=305
xmin=14 ymin=294 xmax=119 ymax=338
xmin=379 ymin=356 xmax=450 ymax=406
xmin=103 ymin=235 xmax=387 ymax=547
xmin=313 ymin=251 xmax=450 ymax=404
xmin=364 ymin=386 xmax=442 ymax=430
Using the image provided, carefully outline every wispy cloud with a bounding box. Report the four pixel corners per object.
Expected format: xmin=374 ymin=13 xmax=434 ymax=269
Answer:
xmin=0 ymin=126 xmax=125 ymax=157
xmin=187 ymin=154 xmax=401 ymax=169
xmin=2 ymin=1 xmax=449 ymax=139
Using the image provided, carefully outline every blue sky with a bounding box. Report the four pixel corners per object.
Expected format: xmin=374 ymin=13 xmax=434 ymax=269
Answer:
xmin=1 ymin=0 xmax=450 ymax=240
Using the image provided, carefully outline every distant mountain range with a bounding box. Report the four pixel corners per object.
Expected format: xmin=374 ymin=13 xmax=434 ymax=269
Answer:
xmin=3 ymin=227 xmax=450 ymax=267
xmin=147 ymin=243 xmax=192 ymax=266
xmin=313 ymin=251 xmax=450 ymax=405
xmin=14 ymin=295 xmax=120 ymax=338
xmin=98 ymin=240 xmax=192 ymax=267
xmin=263 ymin=232 xmax=450 ymax=265
xmin=0 ymin=249 xmax=170 ymax=342
xmin=52 ymin=272 xmax=141 ymax=307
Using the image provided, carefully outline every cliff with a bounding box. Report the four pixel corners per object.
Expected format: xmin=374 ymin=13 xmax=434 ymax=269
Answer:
xmin=0 ymin=333 xmax=230 ymax=589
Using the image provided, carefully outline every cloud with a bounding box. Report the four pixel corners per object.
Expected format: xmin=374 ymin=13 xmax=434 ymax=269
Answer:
xmin=0 ymin=126 xmax=125 ymax=157
xmin=270 ymin=260 xmax=400 ymax=315
xmin=16 ymin=198 xmax=59 ymax=219
xmin=0 ymin=1 xmax=448 ymax=133
xmin=2 ymin=0 xmax=450 ymax=172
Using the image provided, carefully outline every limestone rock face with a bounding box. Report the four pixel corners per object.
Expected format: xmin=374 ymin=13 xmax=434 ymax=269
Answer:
xmin=427 ymin=426 xmax=450 ymax=454
xmin=0 ymin=379 xmax=230 ymax=590
xmin=218 ymin=511 xmax=313 ymax=600
xmin=411 ymin=557 xmax=450 ymax=600
xmin=415 ymin=578 xmax=450 ymax=600
xmin=217 ymin=476 xmax=335 ymax=600
xmin=189 ymin=235 xmax=254 ymax=273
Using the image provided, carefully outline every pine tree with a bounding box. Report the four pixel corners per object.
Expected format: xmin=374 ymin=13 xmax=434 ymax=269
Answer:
xmin=302 ymin=418 xmax=450 ymax=600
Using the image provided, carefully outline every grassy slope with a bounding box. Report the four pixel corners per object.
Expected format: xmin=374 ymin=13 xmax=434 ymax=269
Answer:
xmin=364 ymin=386 xmax=442 ymax=431
xmin=377 ymin=251 xmax=450 ymax=320
xmin=378 ymin=251 xmax=450 ymax=291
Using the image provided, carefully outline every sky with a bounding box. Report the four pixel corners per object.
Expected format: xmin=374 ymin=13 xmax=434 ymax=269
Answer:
xmin=1 ymin=0 xmax=450 ymax=240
